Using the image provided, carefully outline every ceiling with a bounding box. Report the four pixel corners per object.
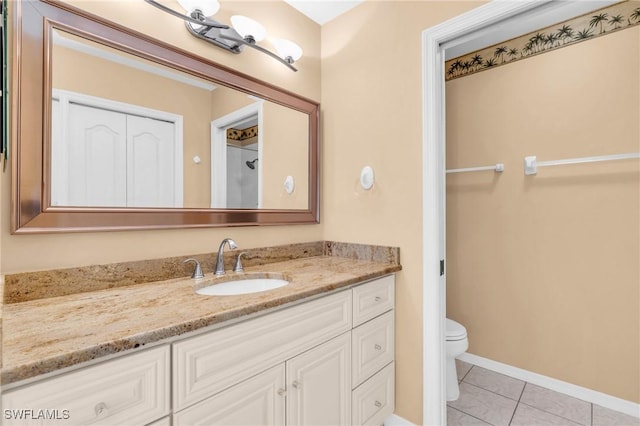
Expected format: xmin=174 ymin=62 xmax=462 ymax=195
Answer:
xmin=283 ymin=0 xmax=364 ymax=25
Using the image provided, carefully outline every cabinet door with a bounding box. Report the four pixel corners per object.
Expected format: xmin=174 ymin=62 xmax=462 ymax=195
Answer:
xmin=286 ymin=332 xmax=351 ymax=426
xmin=173 ymin=365 xmax=285 ymax=426
xmin=147 ymin=416 xmax=171 ymax=426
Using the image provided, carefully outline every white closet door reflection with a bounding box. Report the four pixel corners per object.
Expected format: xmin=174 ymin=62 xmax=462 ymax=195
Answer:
xmin=127 ymin=116 xmax=175 ymax=208
xmin=51 ymin=97 xmax=182 ymax=208
xmin=53 ymin=102 xmax=127 ymax=207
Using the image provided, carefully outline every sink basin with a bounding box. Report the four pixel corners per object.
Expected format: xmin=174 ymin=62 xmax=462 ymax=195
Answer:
xmin=196 ymin=275 xmax=289 ymax=296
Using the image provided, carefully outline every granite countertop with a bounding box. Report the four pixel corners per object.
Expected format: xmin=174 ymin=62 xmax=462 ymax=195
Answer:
xmin=1 ymin=255 xmax=400 ymax=386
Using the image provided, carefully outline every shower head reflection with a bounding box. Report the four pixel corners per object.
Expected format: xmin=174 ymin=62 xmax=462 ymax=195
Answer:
xmin=246 ymin=158 xmax=258 ymax=169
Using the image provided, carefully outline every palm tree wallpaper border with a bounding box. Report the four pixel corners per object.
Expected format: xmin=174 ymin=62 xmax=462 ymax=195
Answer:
xmin=445 ymin=1 xmax=640 ymax=81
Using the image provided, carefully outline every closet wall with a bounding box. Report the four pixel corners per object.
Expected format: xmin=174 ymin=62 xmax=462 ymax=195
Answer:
xmin=446 ymin=26 xmax=639 ymax=402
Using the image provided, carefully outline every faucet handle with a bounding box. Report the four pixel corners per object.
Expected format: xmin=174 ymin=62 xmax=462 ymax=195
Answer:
xmin=183 ymin=258 xmax=204 ymax=279
xmin=233 ymin=252 xmax=247 ymax=273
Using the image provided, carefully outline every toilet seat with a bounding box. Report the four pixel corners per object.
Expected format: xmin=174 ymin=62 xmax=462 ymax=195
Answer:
xmin=446 ymin=318 xmax=467 ymax=341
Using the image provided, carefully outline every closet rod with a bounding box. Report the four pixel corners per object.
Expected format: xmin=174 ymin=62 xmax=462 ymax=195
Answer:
xmin=524 ymin=152 xmax=640 ymax=175
xmin=446 ymin=163 xmax=504 ymax=174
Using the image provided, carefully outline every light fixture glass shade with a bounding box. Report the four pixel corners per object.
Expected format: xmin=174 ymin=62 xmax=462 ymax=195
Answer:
xmin=230 ymin=15 xmax=267 ymax=42
xmin=177 ymin=0 xmax=220 ymax=16
xmin=272 ymin=38 xmax=303 ymax=63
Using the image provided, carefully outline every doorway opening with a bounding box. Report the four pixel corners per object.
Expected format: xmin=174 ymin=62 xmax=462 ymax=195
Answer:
xmin=211 ymin=101 xmax=263 ymax=208
xmin=421 ymin=1 xmax=625 ymax=424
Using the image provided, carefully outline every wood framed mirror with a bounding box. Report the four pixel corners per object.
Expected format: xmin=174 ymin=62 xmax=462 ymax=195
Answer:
xmin=10 ymin=0 xmax=319 ymax=233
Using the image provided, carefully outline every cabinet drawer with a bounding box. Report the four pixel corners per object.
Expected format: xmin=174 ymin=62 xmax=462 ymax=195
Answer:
xmin=352 ymin=310 xmax=394 ymax=388
xmin=174 ymin=290 xmax=352 ymax=410
xmin=352 ymin=362 xmax=394 ymax=426
xmin=353 ymin=275 xmax=394 ymax=327
xmin=2 ymin=346 xmax=170 ymax=426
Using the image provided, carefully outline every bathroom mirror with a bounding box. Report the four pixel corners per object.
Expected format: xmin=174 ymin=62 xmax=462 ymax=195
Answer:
xmin=11 ymin=0 xmax=319 ymax=233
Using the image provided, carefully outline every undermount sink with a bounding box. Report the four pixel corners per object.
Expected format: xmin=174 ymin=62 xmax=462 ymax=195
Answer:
xmin=195 ymin=274 xmax=289 ymax=296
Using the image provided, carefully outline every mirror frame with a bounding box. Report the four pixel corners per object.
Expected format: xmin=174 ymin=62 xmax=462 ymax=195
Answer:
xmin=11 ymin=0 xmax=319 ymax=233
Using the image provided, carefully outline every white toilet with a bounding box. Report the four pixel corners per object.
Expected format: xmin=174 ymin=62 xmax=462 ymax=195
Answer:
xmin=446 ymin=318 xmax=469 ymax=401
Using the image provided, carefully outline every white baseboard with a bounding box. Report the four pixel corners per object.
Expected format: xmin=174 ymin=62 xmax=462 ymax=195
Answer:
xmin=384 ymin=413 xmax=417 ymax=426
xmin=458 ymin=352 xmax=640 ymax=419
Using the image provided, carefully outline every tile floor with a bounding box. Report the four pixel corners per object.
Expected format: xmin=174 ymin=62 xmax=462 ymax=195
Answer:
xmin=448 ymin=360 xmax=640 ymax=426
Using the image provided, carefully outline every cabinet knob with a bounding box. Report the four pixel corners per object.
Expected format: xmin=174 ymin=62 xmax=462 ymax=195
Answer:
xmin=375 ymin=296 xmax=382 ymax=302
xmin=374 ymin=344 xmax=382 ymax=351
xmin=277 ymin=388 xmax=286 ymax=396
xmin=375 ymin=400 xmax=382 ymax=408
xmin=292 ymin=380 xmax=301 ymax=389
xmin=94 ymin=402 xmax=108 ymax=417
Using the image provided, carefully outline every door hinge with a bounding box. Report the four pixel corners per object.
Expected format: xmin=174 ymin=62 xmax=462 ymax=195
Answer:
xmin=440 ymin=259 xmax=445 ymax=276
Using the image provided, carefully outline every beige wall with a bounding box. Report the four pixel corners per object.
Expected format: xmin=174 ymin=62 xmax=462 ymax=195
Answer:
xmin=446 ymin=27 xmax=640 ymax=403
xmin=262 ymin=102 xmax=309 ymax=209
xmin=321 ymin=2 xmax=481 ymax=423
xmin=1 ymin=0 xmax=322 ymax=273
xmin=210 ymin=84 xmax=256 ymax=119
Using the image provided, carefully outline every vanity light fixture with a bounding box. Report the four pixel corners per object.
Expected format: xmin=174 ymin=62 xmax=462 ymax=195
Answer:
xmin=145 ymin=0 xmax=303 ymax=71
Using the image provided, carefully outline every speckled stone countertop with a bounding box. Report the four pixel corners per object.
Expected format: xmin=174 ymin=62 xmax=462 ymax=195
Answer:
xmin=1 ymin=246 xmax=400 ymax=386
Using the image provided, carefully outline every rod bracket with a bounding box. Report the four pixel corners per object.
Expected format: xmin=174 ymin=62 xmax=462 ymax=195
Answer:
xmin=524 ymin=156 xmax=537 ymax=175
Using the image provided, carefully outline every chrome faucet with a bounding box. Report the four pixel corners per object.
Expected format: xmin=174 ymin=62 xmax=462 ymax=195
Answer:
xmin=214 ymin=238 xmax=238 ymax=275
xmin=183 ymin=258 xmax=204 ymax=279
xmin=233 ymin=252 xmax=247 ymax=273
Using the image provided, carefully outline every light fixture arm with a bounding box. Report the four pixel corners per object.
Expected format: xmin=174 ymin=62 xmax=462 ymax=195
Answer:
xmin=218 ymin=34 xmax=298 ymax=72
xmin=144 ymin=0 xmax=229 ymax=29
xmin=144 ymin=0 xmax=300 ymax=71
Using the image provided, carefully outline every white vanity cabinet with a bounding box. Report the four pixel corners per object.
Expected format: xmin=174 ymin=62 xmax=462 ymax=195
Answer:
xmin=174 ymin=332 xmax=352 ymax=426
xmin=174 ymin=274 xmax=395 ymax=426
xmin=172 ymin=290 xmax=352 ymax=412
xmin=2 ymin=274 xmax=395 ymax=426
xmin=172 ymin=290 xmax=353 ymax=426
xmin=1 ymin=345 xmax=171 ymax=426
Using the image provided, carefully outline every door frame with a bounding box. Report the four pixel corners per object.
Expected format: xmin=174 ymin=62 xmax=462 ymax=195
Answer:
xmin=420 ymin=2 xmax=552 ymax=424
xmin=210 ymin=101 xmax=264 ymax=208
